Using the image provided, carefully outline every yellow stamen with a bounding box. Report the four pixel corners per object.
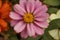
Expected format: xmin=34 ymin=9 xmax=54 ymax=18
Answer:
xmin=23 ymin=13 xmax=34 ymax=23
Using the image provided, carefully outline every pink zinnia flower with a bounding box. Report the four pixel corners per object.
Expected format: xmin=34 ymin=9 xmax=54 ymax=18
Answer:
xmin=9 ymin=0 xmax=49 ymax=38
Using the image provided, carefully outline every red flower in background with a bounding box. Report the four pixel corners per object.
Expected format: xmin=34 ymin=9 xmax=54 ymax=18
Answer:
xmin=0 ymin=0 xmax=11 ymax=32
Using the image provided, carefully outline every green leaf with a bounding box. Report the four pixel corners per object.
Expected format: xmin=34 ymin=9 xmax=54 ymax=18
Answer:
xmin=48 ymin=7 xmax=59 ymax=14
xmin=42 ymin=30 xmax=54 ymax=40
xmin=26 ymin=36 xmax=41 ymax=40
xmin=9 ymin=35 xmax=18 ymax=40
xmin=44 ymin=0 xmax=60 ymax=6
xmin=47 ymin=19 xmax=60 ymax=30
xmin=26 ymin=37 xmax=36 ymax=40
xmin=42 ymin=19 xmax=60 ymax=40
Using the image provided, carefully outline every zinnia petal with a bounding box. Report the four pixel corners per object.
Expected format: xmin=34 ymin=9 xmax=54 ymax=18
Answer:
xmin=14 ymin=21 xmax=26 ymax=33
xmin=41 ymin=5 xmax=48 ymax=12
xmin=30 ymin=2 xmax=35 ymax=13
xmin=33 ymin=0 xmax=42 ymax=13
xmin=26 ymin=0 xmax=35 ymax=13
xmin=14 ymin=4 xmax=26 ymax=16
xmin=10 ymin=20 xmax=19 ymax=27
xmin=19 ymin=0 xmax=27 ymax=4
xmin=19 ymin=0 xmax=27 ymax=12
xmin=26 ymin=2 xmax=31 ymax=13
xmin=27 ymin=23 xmax=35 ymax=37
xmin=34 ymin=5 xmax=47 ymax=15
xmin=20 ymin=29 xmax=28 ymax=38
xmin=35 ymin=13 xmax=49 ymax=21
xmin=10 ymin=12 xmax=22 ymax=20
xmin=33 ymin=6 xmax=42 ymax=15
xmin=33 ymin=25 xmax=44 ymax=35
xmin=34 ymin=21 xmax=49 ymax=28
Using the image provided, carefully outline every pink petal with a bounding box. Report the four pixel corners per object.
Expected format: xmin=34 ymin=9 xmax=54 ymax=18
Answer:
xmin=33 ymin=6 xmax=42 ymax=15
xmin=35 ymin=13 xmax=49 ymax=21
xmin=29 ymin=1 xmax=35 ymax=13
xmin=20 ymin=29 xmax=28 ymax=38
xmin=33 ymin=25 xmax=44 ymax=35
xmin=10 ymin=12 xmax=22 ymax=20
xmin=10 ymin=20 xmax=19 ymax=27
xmin=26 ymin=2 xmax=31 ymax=13
xmin=19 ymin=0 xmax=27 ymax=12
xmin=14 ymin=4 xmax=26 ymax=16
xmin=14 ymin=21 xmax=26 ymax=33
xmin=34 ymin=5 xmax=48 ymax=15
xmin=27 ymin=23 xmax=35 ymax=37
xmin=19 ymin=0 xmax=27 ymax=4
xmin=26 ymin=0 xmax=35 ymax=13
xmin=34 ymin=5 xmax=48 ymax=14
xmin=35 ymin=17 xmax=46 ymax=21
xmin=28 ymin=0 xmax=38 ymax=1
xmin=30 ymin=23 xmax=35 ymax=35
xmin=40 ymin=5 xmax=48 ymax=12
xmin=31 ymin=3 xmax=35 ymax=13
xmin=34 ymin=21 xmax=49 ymax=28
xmin=35 ymin=13 xmax=49 ymax=18
xmin=35 ymin=0 xmax=42 ymax=8
xmin=33 ymin=0 xmax=42 ymax=14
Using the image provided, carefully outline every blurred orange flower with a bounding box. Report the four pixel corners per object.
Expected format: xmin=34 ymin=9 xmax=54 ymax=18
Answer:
xmin=0 ymin=0 xmax=11 ymax=32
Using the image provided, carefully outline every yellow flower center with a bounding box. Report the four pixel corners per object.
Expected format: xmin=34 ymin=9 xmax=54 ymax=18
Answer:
xmin=23 ymin=13 xmax=34 ymax=23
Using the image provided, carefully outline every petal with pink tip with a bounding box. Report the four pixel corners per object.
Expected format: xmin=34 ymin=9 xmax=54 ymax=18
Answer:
xmin=34 ymin=21 xmax=49 ymax=28
xmin=28 ymin=0 xmax=38 ymax=1
xmin=19 ymin=0 xmax=27 ymax=4
xmin=14 ymin=21 xmax=26 ymax=33
xmin=33 ymin=0 xmax=42 ymax=13
xmin=35 ymin=13 xmax=49 ymax=18
xmin=34 ymin=5 xmax=48 ymax=14
xmin=26 ymin=0 xmax=35 ymax=13
xmin=26 ymin=2 xmax=31 ymax=13
xmin=35 ymin=13 xmax=49 ymax=21
xmin=14 ymin=4 xmax=26 ymax=16
xmin=33 ymin=6 xmax=42 ymax=15
xmin=33 ymin=25 xmax=44 ymax=35
xmin=31 ymin=3 xmax=35 ymax=13
xmin=19 ymin=0 xmax=27 ymax=12
xmin=34 ymin=5 xmax=48 ymax=15
xmin=10 ymin=20 xmax=19 ymax=27
xmin=35 ymin=17 xmax=46 ymax=21
xmin=27 ymin=24 xmax=35 ymax=37
xmin=30 ymin=1 xmax=35 ymax=13
xmin=41 ymin=5 xmax=48 ymax=12
xmin=20 ymin=29 xmax=28 ymax=38
xmin=35 ymin=0 xmax=42 ymax=8
xmin=30 ymin=23 xmax=35 ymax=35
xmin=10 ymin=12 xmax=22 ymax=20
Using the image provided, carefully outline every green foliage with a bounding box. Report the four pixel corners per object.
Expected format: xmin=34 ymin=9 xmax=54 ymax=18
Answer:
xmin=42 ymin=30 xmax=54 ymax=40
xmin=9 ymin=0 xmax=19 ymax=5
xmin=48 ymin=7 xmax=59 ymax=14
xmin=6 ymin=24 xmax=18 ymax=40
xmin=44 ymin=0 xmax=60 ymax=6
xmin=26 ymin=36 xmax=41 ymax=40
xmin=47 ymin=19 xmax=60 ymax=30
